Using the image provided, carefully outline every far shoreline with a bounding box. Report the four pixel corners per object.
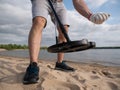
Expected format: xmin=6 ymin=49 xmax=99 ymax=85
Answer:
xmin=0 ymin=44 xmax=120 ymax=50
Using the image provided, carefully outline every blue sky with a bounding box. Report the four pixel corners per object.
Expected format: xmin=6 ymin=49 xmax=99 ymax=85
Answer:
xmin=0 ymin=0 xmax=120 ymax=47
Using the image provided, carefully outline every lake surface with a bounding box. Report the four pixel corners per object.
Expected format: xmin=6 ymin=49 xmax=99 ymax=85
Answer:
xmin=0 ymin=49 xmax=120 ymax=66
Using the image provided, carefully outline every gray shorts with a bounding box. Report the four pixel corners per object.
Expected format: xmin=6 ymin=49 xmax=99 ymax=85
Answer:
xmin=31 ymin=0 xmax=69 ymax=26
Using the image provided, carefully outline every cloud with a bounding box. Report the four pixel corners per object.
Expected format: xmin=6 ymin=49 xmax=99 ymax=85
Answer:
xmin=0 ymin=3 xmax=31 ymax=25
xmin=0 ymin=0 xmax=31 ymax=44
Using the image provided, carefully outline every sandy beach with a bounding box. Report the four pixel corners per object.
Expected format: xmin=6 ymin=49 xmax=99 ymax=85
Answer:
xmin=0 ymin=55 xmax=120 ymax=90
xmin=0 ymin=49 xmax=7 ymax=52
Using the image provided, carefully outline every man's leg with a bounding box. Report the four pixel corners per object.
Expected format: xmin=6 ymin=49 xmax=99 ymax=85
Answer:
xmin=28 ymin=17 xmax=46 ymax=63
xmin=55 ymin=25 xmax=75 ymax=71
xmin=23 ymin=16 xmax=46 ymax=84
xmin=57 ymin=25 xmax=68 ymax=63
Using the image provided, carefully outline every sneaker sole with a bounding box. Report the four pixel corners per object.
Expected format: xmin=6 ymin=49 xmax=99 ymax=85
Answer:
xmin=55 ymin=67 xmax=76 ymax=72
xmin=23 ymin=79 xmax=39 ymax=84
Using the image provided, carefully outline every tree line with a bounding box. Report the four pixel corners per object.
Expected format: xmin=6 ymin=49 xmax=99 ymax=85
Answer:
xmin=0 ymin=44 xmax=47 ymax=50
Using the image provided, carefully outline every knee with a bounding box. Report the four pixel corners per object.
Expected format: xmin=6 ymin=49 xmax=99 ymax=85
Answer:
xmin=33 ymin=16 xmax=46 ymax=28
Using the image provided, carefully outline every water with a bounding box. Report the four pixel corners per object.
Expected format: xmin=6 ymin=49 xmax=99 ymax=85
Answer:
xmin=0 ymin=49 xmax=120 ymax=66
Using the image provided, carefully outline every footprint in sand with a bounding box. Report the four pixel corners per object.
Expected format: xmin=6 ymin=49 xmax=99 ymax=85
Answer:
xmin=0 ymin=72 xmax=24 ymax=84
xmin=107 ymin=82 xmax=120 ymax=90
xmin=101 ymin=70 xmax=114 ymax=78
xmin=114 ymin=74 xmax=120 ymax=78
xmin=72 ymin=75 xmax=86 ymax=84
xmin=16 ymin=63 xmax=27 ymax=71
xmin=90 ymin=75 xmax=100 ymax=80
xmin=41 ymin=79 xmax=80 ymax=90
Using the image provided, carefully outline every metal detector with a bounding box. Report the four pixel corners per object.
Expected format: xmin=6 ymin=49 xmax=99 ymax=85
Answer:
xmin=47 ymin=0 xmax=96 ymax=53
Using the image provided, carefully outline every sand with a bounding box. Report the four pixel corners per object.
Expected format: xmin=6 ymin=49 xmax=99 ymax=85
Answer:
xmin=0 ymin=49 xmax=7 ymax=52
xmin=0 ymin=56 xmax=120 ymax=90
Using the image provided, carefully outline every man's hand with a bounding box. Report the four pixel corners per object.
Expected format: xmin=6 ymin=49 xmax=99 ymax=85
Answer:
xmin=89 ymin=13 xmax=110 ymax=24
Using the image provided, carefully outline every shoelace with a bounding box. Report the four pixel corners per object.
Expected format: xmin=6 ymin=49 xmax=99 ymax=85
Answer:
xmin=27 ymin=66 xmax=38 ymax=75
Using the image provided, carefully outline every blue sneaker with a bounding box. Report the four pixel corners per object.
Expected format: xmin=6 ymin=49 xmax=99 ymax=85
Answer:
xmin=55 ymin=61 xmax=75 ymax=72
xmin=23 ymin=62 xmax=39 ymax=84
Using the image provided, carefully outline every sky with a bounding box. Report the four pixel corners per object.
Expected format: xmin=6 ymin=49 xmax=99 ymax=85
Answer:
xmin=0 ymin=0 xmax=120 ymax=47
